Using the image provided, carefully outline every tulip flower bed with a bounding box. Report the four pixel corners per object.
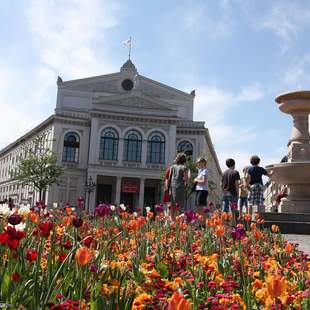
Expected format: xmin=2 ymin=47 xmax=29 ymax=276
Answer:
xmin=0 ymin=203 xmax=309 ymax=309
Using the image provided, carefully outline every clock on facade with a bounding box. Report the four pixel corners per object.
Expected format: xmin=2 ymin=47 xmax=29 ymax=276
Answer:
xmin=121 ymin=79 xmax=134 ymax=91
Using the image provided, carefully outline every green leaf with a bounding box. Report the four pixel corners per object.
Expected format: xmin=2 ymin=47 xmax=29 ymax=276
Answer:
xmin=157 ymin=262 xmax=168 ymax=278
xmin=132 ymin=263 xmax=144 ymax=285
xmin=1 ymin=272 xmax=10 ymax=298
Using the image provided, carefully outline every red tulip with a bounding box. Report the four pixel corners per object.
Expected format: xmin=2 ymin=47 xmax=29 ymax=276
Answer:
xmin=11 ymin=272 xmax=20 ymax=282
xmin=7 ymin=239 xmax=19 ymax=250
xmin=0 ymin=233 xmax=8 ymax=245
xmin=38 ymin=221 xmax=53 ymax=237
xmin=26 ymin=249 xmax=39 ymax=262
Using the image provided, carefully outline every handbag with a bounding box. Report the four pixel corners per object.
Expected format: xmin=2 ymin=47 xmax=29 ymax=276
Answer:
xmin=163 ymin=166 xmax=174 ymax=203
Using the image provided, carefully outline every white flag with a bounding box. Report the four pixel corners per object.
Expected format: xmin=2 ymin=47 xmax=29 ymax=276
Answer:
xmin=123 ymin=38 xmax=131 ymax=47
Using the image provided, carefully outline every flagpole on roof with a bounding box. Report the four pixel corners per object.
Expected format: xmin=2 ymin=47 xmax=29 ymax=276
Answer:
xmin=123 ymin=37 xmax=132 ymax=60
xmin=129 ymin=37 xmax=132 ymax=60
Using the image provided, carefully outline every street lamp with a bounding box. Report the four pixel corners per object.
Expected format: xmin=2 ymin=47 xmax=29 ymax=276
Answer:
xmin=84 ymin=176 xmax=96 ymax=213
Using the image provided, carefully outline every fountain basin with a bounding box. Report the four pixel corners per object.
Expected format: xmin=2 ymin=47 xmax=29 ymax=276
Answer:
xmin=276 ymin=91 xmax=310 ymax=114
xmin=265 ymin=162 xmax=310 ymax=184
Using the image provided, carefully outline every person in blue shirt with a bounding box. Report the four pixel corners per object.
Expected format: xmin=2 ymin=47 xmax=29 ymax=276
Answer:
xmin=246 ymin=155 xmax=272 ymax=216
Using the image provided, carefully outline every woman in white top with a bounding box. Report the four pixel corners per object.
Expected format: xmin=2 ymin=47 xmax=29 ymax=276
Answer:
xmin=193 ymin=157 xmax=208 ymax=218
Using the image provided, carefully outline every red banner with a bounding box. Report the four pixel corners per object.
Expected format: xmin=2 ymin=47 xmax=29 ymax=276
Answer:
xmin=121 ymin=182 xmax=139 ymax=193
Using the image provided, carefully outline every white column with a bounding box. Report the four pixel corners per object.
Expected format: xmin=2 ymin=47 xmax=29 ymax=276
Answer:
xmin=141 ymin=141 xmax=147 ymax=166
xmin=168 ymin=125 xmax=177 ymax=164
xmin=138 ymin=178 xmax=145 ymax=210
xmin=88 ymin=118 xmax=99 ymax=164
xmin=115 ymin=176 xmax=122 ymax=205
xmin=118 ymin=138 xmax=124 ymax=164
xmin=87 ymin=174 xmax=97 ymax=213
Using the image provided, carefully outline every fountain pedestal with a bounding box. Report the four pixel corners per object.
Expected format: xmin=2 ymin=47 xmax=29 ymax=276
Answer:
xmin=266 ymin=91 xmax=310 ymax=214
xmin=262 ymin=91 xmax=310 ymax=234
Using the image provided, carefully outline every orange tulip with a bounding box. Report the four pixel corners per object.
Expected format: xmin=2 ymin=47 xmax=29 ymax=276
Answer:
xmin=75 ymin=247 xmax=91 ymax=265
xmin=221 ymin=212 xmax=229 ymax=221
xmin=250 ymin=223 xmax=257 ymax=230
xmin=215 ymin=225 xmax=225 ymax=237
xmin=244 ymin=213 xmax=251 ymax=222
xmin=253 ymin=229 xmax=263 ymax=240
xmin=284 ymin=243 xmax=294 ymax=254
xmin=65 ymin=207 xmax=72 ymax=215
xmin=168 ymin=291 xmax=190 ymax=310
xmin=252 ymin=279 xmax=264 ymax=291
xmin=29 ymin=212 xmax=39 ymax=224
xmin=266 ymin=274 xmax=287 ymax=299
xmin=271 ymin=225 xmax=279 ymax=233
xmin=62 ymin=216 xmax=72 ymax=226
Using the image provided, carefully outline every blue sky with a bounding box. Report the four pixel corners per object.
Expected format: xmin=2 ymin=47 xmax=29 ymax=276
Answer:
xmin=1 ymin=0 xmax=310 ymax=171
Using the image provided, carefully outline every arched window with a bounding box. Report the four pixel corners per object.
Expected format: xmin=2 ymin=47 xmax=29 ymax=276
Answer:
xmin=62 ymin=132 xmax=80 ymax=163
xmin=123 ymin=130 xmax=142 ymax=162
xmin=177 ymin=140 xmax=193 ymax=157
xmin=99 ymin=127 xmax=118 ymax=160
xmin=147 ymin=132 xmax=165 ymax=164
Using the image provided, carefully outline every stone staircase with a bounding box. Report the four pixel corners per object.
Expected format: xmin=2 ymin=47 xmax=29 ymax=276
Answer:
xmin=260 ymin=212 xmax=310 ymax=235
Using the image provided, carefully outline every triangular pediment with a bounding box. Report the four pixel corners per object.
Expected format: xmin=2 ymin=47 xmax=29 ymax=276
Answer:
xmin=92 ymin=93 xmax=178 ymax=116
xmin=59 ymin=73 xmax=193 ymax=101
xmin=60 ymin=73 xmax=121 ymax=93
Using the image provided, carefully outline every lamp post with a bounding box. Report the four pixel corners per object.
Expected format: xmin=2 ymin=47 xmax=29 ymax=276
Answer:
xmin=84 ymin=176 xmax=96 ymax=213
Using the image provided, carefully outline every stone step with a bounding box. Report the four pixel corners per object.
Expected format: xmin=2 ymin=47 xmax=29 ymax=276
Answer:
xmin=260 ymin=212 xmax=310 ymax=223
xmin=264 ymin=221 xmax=310 ymax=235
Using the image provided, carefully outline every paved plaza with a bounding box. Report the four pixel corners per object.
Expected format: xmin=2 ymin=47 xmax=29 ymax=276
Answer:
xmin=284 ymin=234 xmax=310 ymax=255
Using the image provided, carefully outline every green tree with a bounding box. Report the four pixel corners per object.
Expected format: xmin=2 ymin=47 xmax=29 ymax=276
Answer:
xmin=12 ymin=137 xmax=64 ymax=202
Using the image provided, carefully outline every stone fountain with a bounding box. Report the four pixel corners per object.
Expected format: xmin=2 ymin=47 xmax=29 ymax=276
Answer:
xmin=262 ymin=91 xmax=310 ymax=233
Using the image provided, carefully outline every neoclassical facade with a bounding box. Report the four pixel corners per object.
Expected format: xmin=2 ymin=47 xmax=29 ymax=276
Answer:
xmin=0 ymin=60 xmax=222 ymax=211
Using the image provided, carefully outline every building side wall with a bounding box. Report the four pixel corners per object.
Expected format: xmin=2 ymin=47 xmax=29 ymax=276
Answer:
xmin=0 ymin=124 xmax=54 ymax=204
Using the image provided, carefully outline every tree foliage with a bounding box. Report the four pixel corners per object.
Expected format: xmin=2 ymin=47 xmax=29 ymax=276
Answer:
xmin=12 ymin=136 xmax=64 ymax=200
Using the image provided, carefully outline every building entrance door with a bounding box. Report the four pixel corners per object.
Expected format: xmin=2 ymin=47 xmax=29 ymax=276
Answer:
xmin=96 ymin=184 xmax=112 ymax=205
xmin=120 ymin=193 xmax=134 ymax=212
xmin=144 ymin=187 xmax=156 ymax=211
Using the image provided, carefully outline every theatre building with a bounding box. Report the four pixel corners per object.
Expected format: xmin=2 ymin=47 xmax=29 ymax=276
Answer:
xmin=0 ymin=59 xmax=222 ymax=211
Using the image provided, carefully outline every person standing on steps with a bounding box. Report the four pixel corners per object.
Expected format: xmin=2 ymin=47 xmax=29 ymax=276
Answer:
xmin=193 ymin=157 xmax=208 ymax=219
xmin=247 ymin=155 xmax=272 ymax=216
xmin=169 ymin=153 xmax=188 ymax=220
xmin=221 ymin=158 xmax=240 ymax=225
xmin=238 ymin=167 xmax=249 ymax=218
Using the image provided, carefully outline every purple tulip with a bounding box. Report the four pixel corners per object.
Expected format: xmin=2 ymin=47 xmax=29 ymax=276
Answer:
xmin=184 ymin=210 xmax=198 ymax=224
xmin=90 ymin=263 xmax=98 ymax=273
xmin=72 ymin=217 xmax=83 ymax=228
xmin=8 ymin=214 xmax=22 ymax=226
xmin=155 ymin=204 xmax=164 ymax=213
xmin=231 ymin=227 xmax=246 ymax=240
xmin=95 ymin=204 xmax=111 ymax=217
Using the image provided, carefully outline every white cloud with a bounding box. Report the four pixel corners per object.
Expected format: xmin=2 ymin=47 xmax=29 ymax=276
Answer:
xmin=0 ymin=68 xmax=42 ymax=148
xmin=171 ymin=0 xmax=235 ymax=39
xmin=190 ymin=82 xmax=264 ymax=170
xmin=193 ymin=83 xmax=264 ymax=130
xmin=280 ymin=53 xmax=310 ymax=89
xmin=25 ymin=0 xmax=121 ymax=78
xmin=0 ymin=0 xmax=123 ymax=149
xmin=259 ymin=1 xmax=310 ymax=43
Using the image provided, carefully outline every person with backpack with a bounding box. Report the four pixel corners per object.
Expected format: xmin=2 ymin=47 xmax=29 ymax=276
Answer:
xmin=165 ymin=153 xmax=188 ymax=220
